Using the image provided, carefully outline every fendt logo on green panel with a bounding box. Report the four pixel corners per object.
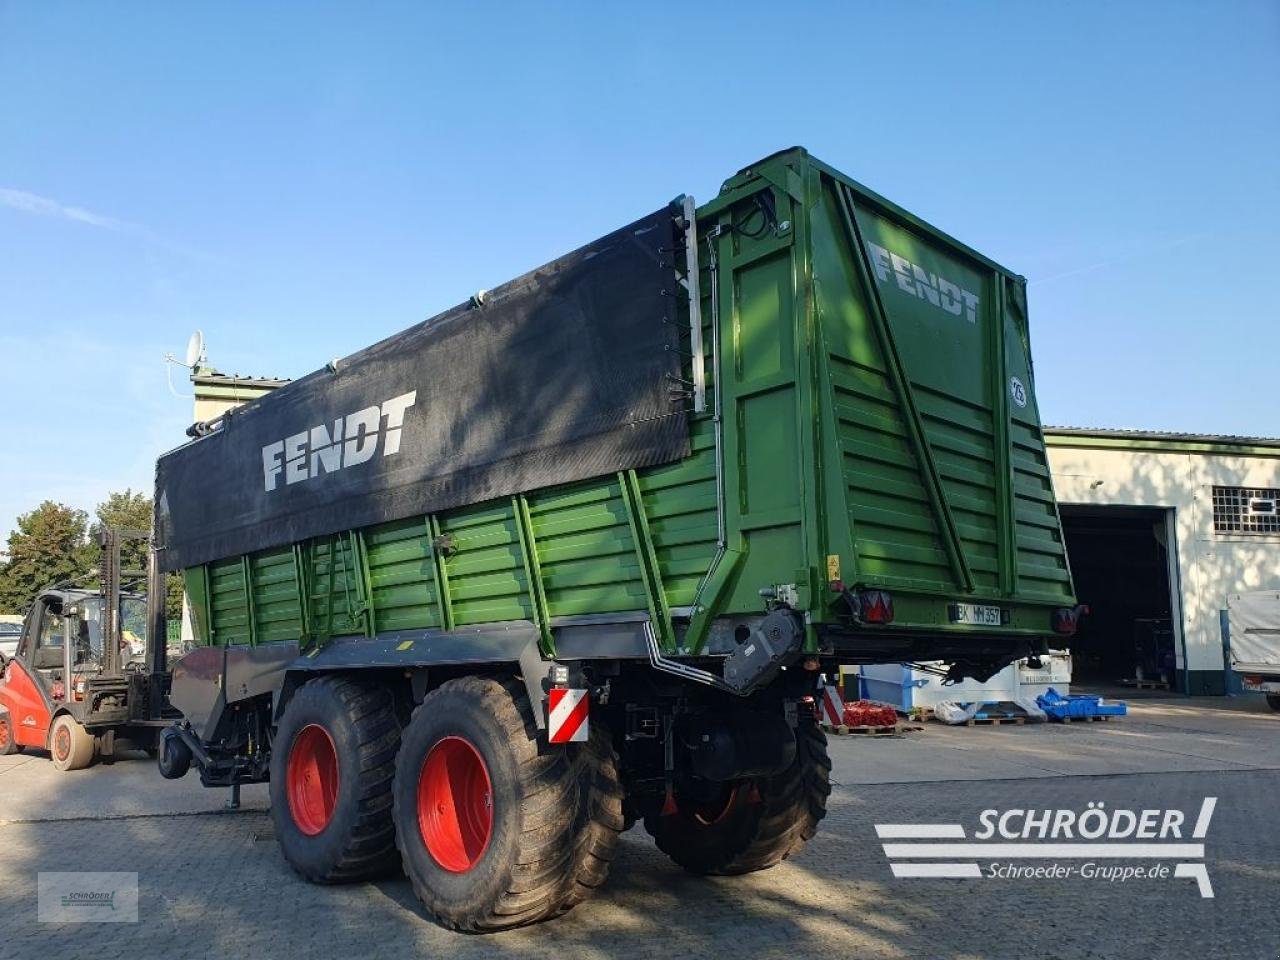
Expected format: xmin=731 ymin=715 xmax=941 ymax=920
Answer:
xmin=865 ymin=240 xmax=980 ymax=324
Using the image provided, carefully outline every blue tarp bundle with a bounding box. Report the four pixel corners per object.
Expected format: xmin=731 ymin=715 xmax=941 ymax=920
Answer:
xmin=1036 ymin=687 xmax=1127 ymax=721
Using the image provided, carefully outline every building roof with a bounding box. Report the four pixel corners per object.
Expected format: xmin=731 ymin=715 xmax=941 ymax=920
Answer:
xmin=191 ymin=368 xmax=291 ymax=402
xmin=1045 ymin=426 xmax=1280 ymax=457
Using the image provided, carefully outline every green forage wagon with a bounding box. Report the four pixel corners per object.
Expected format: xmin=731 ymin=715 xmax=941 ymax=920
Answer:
xmin=152 ymin=148 xmax=1077 ymax=931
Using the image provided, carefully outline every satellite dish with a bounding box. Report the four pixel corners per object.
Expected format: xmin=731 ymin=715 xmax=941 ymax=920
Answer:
xmin=184 ymin=330 xmax=206 ymax=368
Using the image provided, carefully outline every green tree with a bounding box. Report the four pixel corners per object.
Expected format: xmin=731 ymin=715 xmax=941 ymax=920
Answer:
xmin=165 ymin=570 xmax=185 ymax=623
xmin=92 ymin=489 xmax=184 ymax=621
xmin=92 ymin=489 xmax=152 ymax=575
xmin=0 ymin=490 xmax=185 ymax=622
xmin=0 ymin=501 xmax=93 ymax=613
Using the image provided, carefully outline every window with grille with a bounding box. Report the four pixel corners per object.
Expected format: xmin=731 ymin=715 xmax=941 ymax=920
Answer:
xmin=1212 ymin=486 xmax=1280 ymax=535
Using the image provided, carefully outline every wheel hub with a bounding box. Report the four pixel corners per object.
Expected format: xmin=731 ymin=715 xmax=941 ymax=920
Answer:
xmin=417 ymin=736 xmax=493 ymax=872
xmin=286 ymin=724 xmax=340 ymax=836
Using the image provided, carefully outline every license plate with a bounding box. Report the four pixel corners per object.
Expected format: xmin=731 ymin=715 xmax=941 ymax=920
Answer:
xmin=950 ymin=602 xmax=1004 ymax=626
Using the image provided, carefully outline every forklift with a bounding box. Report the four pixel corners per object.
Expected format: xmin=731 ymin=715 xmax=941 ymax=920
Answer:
xmin=0 ymin=528 xmax=175 ymax=770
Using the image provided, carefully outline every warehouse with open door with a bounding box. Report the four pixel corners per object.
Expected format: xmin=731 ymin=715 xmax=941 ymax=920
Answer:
xmin=1045 ymin=428 xmax=1280 ymax=695
xmin=1056 ymin=504 xmax=1178 ymax=688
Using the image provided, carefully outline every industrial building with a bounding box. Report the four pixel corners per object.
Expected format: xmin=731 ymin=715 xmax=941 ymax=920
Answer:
xmin=1045 ymin=428 xmax=1280 ymax=695
xmin=191 ymin=367 xmax=290 ymax=424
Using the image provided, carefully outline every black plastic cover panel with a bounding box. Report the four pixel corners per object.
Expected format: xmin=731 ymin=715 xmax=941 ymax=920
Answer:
xmin=155 ymin=209 xmax=685 ymax=572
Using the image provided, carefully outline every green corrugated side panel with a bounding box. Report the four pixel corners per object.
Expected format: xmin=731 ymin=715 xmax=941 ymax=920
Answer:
xmin=250 ymin=547 xmax=304 ymax=644
xmin=635 ymin=421 xmax=719 ymax=609
xmin=364 ymin=516 xmax=441 ymax=632
xmin=189 ymin=449 xmax=718 ymax=648
xmin=525 ymin=477 xmax=648 ymax=618
xmin=438 ymin=502 xmax=533 ymax=626
xmin=209 ymin=556 xmax=250 ymax=645
xmin=308 ymin=537 xmax=362 ymax=640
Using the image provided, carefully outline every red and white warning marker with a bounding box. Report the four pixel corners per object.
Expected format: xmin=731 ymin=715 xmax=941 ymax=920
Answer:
xmin=820 ymin=681 xmax=844 ymax=727
xmin=547 ymin=688 xmax=590 ymax=744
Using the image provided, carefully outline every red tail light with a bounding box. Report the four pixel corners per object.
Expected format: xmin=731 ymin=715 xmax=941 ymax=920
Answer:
xmin=1052 ymin=604 xmax=1089 ymax=636
xmin=859 ymin=590 xmax=894 ymax=624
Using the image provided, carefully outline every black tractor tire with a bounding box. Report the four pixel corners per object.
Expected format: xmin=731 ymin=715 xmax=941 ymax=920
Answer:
xmin=269 ymin=675 xmax=401 ymax=883
xmin=49 ymin=714 xmax=96 ymax=772
xmin=0 ymin=712 xmax=21 ymax=756
xmin=557 ymin=718 xmax=627 ymax=914
xmin=644 ymin=719 xmax=831 ymax=875
xmin=1266 ymin=694 xmax=1280 ymax=713
xmin=393 ymin=676 xmax=623 ymax=932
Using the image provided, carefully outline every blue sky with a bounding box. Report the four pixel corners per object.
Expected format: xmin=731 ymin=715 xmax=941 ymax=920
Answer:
xmin=1 ymin=1 xmax=1277 ymax=541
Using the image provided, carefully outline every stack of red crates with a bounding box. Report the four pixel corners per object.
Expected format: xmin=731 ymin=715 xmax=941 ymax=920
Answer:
xmin=841 ymin=699 xmax=898 ymax=728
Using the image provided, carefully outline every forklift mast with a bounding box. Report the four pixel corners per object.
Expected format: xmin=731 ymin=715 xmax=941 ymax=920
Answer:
xmin=145 ymin=535 xmax=170 ymax=716
xmin=98 ymin=526 xmax=150 ymax=681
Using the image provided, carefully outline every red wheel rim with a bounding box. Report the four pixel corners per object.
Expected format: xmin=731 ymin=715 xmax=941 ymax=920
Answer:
xmin=0 ymin=718 xmax=10 ymax=750
xmin=53 ymin=725 xmax=71 ymax=762
xmin=417 ymin=736 xmax=493 ymax=872
xmin=286 ymin=724 xmax=340 ymax=836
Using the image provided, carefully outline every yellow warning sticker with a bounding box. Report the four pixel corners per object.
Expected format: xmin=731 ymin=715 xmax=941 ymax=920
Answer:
xmin=826 ymin=554 xmax=841 ymax=582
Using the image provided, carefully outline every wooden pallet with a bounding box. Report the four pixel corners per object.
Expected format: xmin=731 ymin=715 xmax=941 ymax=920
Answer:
xmin=823 ymin=723 xmax=900 ymax=736
xmin=901 ymin=706 xmax=935 ymax=722
xmin=961 ymin=715 xmax=1025 ymax=726
xmin=1121 ymin=679 xmax=1169 ymax=690
xmin=1059 ymin=714 xmax=1114 ymax=723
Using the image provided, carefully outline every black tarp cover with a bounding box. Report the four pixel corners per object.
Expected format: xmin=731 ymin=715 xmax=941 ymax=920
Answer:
xmin=155 ymin=209 xmax=686 ymax=572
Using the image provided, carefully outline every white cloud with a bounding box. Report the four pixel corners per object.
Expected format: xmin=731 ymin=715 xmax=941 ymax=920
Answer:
xmin=0 ymin=187 xmax=213 ymax=262
xmin=0 ymin=187 xmax=129 ymax=231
